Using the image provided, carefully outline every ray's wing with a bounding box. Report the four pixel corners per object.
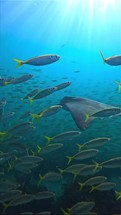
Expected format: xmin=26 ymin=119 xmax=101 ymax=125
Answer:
xmin=60 ymin=96 xmax=115 ymax=130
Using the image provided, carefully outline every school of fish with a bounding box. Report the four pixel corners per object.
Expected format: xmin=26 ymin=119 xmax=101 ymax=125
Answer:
xmin=0 ymin=50 xmax=121 ymax=215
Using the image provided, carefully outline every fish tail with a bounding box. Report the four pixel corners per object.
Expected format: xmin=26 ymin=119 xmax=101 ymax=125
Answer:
xmin=60 ymin=208 xmax=69 ymax=215
xmin=92 ymin=160 xmax=101 ymax=170
xmin=77 ymin=143 xmax=83 ymax=152
xmin=78 ymin=182 xmax=84 ymax=190
xmin=13 ymin=58 xmax=23 ymax=68
xmin=66 ymin=156 xmax=72 ymax=165
xmin=4 ymin=81 xmax=10 ymax=86
xmin=85 ymin=113 xmax=90 ymax=122
xmin=7 ymin=161 xmax=14 ymax=172
xmin=115 ymin=81 xmax=121 ymax=91
xmin=90 ymin=185 xmax=95 ymax=192
xmin=57 ymin=167 xmax=65 ymax=175
xmin=37 ymin=145 xmax=42 ymax=154
xmin=115 ymin=191 xmax=121 ymax=200
xmin=73 ymin=173 xmax=77 ymax=182
xmin=44 ymin=136 xmax=53 ymax=144
xmin=28 ymin=97 xmax=33 ymax=105
xmin=31 ymin=150 xmax=36 ymax=156
xmin=37 ymin=174 xmax=44 ymax=186
xmin=30 ymin=113 xmax=40 ymax=122
xmin=99 ymin=50 xmax=105 ymax=64
xmin=2 ymin=202 xmax=9 ymax=214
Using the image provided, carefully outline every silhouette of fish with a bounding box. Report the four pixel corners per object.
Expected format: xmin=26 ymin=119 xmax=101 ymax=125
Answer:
xmin=60 ymin=96 xmax=117 ymax=130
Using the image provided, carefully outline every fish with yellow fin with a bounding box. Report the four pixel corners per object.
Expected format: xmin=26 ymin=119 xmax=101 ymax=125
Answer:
xmin=13 ymin=54 xmax=60 ymax=68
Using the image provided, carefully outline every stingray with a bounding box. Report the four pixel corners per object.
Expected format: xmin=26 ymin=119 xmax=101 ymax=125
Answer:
xmin=60 ymin=96 xmax=118 ymax=130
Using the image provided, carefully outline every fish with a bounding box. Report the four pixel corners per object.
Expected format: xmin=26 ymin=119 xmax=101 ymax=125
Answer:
xmin=15 ymin=162 xmax=38 ymax=173
xmin=0 ymin=180 xmax=20 ymax=192
xmin=31 ymin=105 xmax=62 ymax=121
xmin=9 ymin=194 xmax=35 ymax=206
xmin=19 ymin=155 xmax=43 ymax=163
xmin=44 ymin=131 xmax=81 ymax=143
xmin=86 ymin=107 xmax=121 ymax=119
xmin=36 ymin=143 xmax=63 ymax=154
xmin=21 ymin=89 xmax=39 ymax=101
xmin=35 ymin=191 xmax=55 ymax=200
xmin=38 ymin=172 xmax=62 ymax=185
xmin=7 ymin=121 xmax=33 ymax=135
xmin=58 ymin=164 xmax=87 ymax=178
xmin=78 ymin=176 xmax=107 ymax=190
xmin=63 ymin=164 xmax=87 ymax=175
xmin=8 ymin=142 xmax=27 ymax=153
xmin=19 ymin=111 xmax=31 ymax=119
xmin=78 ymin=164 xmax=102 ymax=176
xmin=77 ymin=137 xmax=110 ymax=151
xmin=54 ymin=81 xmax=71 ymax=91
xmin=2 ymin=194 xmax=34 ymax=214
xmin=6 ymin=74 xmax=33 ymax=85
xmin=60 ymin=96 xmax=120 ymax=130
xmin=67 ymin=149 xmax=99 ymax=165
xmin=13 ymin=54 xmax=60 ymax=68
xmin=29 ymin=87 xmax=57 ymax=104
xmin=99 ymin=50 xmax=121 ymax=66
xmin=0 ymin=190 xmax=22 ymax=203
xmin=90 ymin=182 xmax=116 ymax=192
xmin=61 ymin=201 xmax=95 ymax=215
xmin=101 ymin=157 xmax=121 ymax=168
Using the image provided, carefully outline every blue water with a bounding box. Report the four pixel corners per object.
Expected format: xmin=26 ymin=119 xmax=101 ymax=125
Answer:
xmin=0 ymin=0 xmax=121 ymax=214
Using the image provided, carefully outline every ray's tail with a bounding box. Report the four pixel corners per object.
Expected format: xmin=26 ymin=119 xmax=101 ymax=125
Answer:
xmin=99 ymin=50 xmax=106 ymax=64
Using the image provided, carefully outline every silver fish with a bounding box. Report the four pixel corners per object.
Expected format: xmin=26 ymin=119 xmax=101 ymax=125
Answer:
xmin=13 ymin=54 xmax=60 ymax=68
xmin=38 ymin=105 xmax=62 ymax=117
xmin=21 ymin=89 xmax=39 ymax=100
xmin=8 ymin=74 xmax=33 ymax=84
xmin=0 ymin=190 xmax=22 ymax=203
xmin=101 ymin=157 xmax=121 ymax=168
xmin=55 ymin=81 xmax=71 ymax=91
xmin=62 ymin=201 xmax=95 ymax=215
xmin=32 ymin=87 xmax=57 ymax=100
xmin=9 ymin=194 xmax=35 ymax=206
xmin=35 ymin=191 xmax=55 ymax=200
xmin=90 ymin=107 xmax=121 ymax=118
xmin=45 ymin=130 xmax=81 ymax=143
xmin=91 ymin=182 xmax=116 ymax=192
xmin=79 ymin=176 xmax=107 ymax=189
xmin=67 ymin=149 xmax=99 ymax=164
